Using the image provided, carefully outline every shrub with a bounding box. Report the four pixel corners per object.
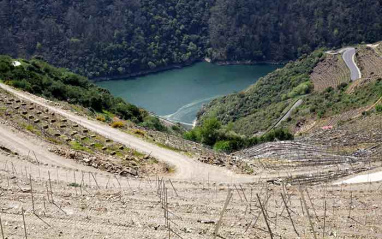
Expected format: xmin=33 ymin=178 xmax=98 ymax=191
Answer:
xmin=133 ymin=129 xmax=145 ymax=136
xmin=111 ymin=121 xmax=125 ymax=128
xmin=96 ymin=115 xmax=106 ymax=122
xmin=213 ymin=141 xmax=232 ymax=152
xmin=376 ymin=104 xmax=382 ymax=113
xmin=140 ymin=116 xmax=166 ymax=131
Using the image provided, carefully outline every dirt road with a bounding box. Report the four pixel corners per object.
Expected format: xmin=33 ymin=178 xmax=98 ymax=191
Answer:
xmin=0 ymin=83 xmax=255 ymax=183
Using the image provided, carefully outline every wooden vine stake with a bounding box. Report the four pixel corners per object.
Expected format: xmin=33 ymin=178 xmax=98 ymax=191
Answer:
xmin=256 ymin=194 xmax=273 ymax=239
xmin=214 ymin=189 xmax=233 ymax=239
xmin=29 ymin=175 xmax=35 ymax=213
xmin=281 ymin=193 xmax=299 ymax=237
xmin=0 ymin=212 xmax=5 ymax=239
xmin=22 ymin=208 xmax=28 ymax=239
xmin=299 ymin=188 xmax=318 ymax=239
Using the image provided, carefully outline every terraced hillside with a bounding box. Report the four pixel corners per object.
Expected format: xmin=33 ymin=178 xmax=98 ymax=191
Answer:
xmin=310 ymin=54 xmax=350 ymax=92
xmin=0 ymin=88 xmax=164 ymax=177
xmin=356 ymin=45 xmax=382 ymax=79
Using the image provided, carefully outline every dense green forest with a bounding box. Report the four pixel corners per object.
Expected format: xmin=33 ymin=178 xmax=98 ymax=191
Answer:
xmin=0 ymin=0 xmax=381 ymax=78
xmin=0 ymin=55 xmax=147 ymax=123
xmin=0 ymin=0 xmax=211 ymax=78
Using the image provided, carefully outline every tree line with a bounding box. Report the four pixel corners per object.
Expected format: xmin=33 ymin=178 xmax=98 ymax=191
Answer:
xmin=0 ymin=0 xmax=381 ymax=78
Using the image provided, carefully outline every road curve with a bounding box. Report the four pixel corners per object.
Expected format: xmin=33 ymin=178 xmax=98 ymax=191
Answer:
xmin=0 ymin=83 xmax=255 ymax=183
xmin=342 ymin=47 xmax=362 ymax=81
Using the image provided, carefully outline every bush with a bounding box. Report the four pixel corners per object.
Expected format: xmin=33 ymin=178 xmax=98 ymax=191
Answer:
xmin=213 ymin=141 xmax=232 ymax=152
xmin=185 ymin=117 xmax=294 ymax=152
xmin=376 ymin=104 xmax=382 ymax=113
xmin=96 ymin=115 xmax=106 ymax=122
xmin=111 ymin=121 xmax=125 ymax=128
xmin=140 ymin=116 xmax=166 ymax=131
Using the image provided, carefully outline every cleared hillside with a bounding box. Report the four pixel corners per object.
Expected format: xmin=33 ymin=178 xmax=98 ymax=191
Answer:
xmin=310 ymin=54 xmax=350 ymax=92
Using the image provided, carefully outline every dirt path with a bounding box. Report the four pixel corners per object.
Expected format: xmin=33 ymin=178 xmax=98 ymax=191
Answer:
xmin=274 ymin=99 xmax=303 ymax=128
xmin=0 ymin=83 xmax=255 ymax=183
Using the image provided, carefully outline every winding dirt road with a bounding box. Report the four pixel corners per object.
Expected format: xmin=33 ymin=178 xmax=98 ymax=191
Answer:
xmin=0 ymin=83 xmax=255 ymax=183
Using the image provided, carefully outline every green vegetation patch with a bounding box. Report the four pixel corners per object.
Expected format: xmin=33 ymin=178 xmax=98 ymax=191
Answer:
xmin=198 ymin=50 xmax=324 ymax=136
xmin=185 ymin=117 xmax=293 ymax=153
xmin=0 ymin=55 xmax=147 ymax=123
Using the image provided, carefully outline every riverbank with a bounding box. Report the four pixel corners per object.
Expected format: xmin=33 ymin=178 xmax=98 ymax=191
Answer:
xmin=96 ymin=62 xmax=280 ymax=125
xmin=91 ymin=58 xmax=284 ymax=82
xmin=91 ymin=61 xmax=198 ymax=82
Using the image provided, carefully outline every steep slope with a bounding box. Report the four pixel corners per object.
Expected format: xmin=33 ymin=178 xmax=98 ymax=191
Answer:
xmin=0 ymin=55 xmax=146 ymax=123
xmin=197 ymin=51 xmax=323 ymax=135
xmin=311 ymin=54 xmax=350 ymax=92
xmin=198 ymin=44 xmax=382 ymax=136
xmin=1 ymin=0 xmax=382 ymax=78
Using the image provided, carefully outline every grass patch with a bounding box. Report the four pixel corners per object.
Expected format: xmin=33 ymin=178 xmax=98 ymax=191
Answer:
xmin=68 ymin=182 xmax=81 ymax=187
xmin=155 ymin=142 xmax=183 ymax=153
xmin=70 ymin=141 xmax=93 ymax=153
xmin=132 ymin=150 xmax=144 ymax=157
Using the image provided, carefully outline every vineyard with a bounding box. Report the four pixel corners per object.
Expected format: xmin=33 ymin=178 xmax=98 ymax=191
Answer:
xmin=356 ymin=46 xmax=382 ymax=79
xmin=1 ymin=148 xmax=382 ymax=238
xmin=310 ymin=54 xmax=350 ymax=92
xmin=0 ymin=89 xmax=164 ymax=177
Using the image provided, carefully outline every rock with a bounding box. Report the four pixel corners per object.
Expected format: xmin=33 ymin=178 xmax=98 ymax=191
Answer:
xmin=197 ymin=220 xmax=216 ymax=224
xmin=34 ymin=119 xmax=40 ymax=123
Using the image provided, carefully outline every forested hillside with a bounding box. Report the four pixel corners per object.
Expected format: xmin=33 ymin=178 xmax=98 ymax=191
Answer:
xmin=0 ymin=0 xmax=212 ymax=78
xmin=209 ymin=0 xmax=382 ymax=62
xmin=0 ymin=0 xmax=381 ymax=78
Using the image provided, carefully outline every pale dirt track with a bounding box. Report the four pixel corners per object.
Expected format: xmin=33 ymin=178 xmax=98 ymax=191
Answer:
xmin=0 ymin=83 xmax=255 ymax=183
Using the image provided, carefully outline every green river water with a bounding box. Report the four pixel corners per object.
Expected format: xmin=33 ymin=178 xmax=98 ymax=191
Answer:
xmin=96 ymin=62 xmax=280 ymax=125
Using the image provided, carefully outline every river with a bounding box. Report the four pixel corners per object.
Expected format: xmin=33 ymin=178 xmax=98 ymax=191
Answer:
xmin=96 ymin=62 xmax=280 ymax=125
